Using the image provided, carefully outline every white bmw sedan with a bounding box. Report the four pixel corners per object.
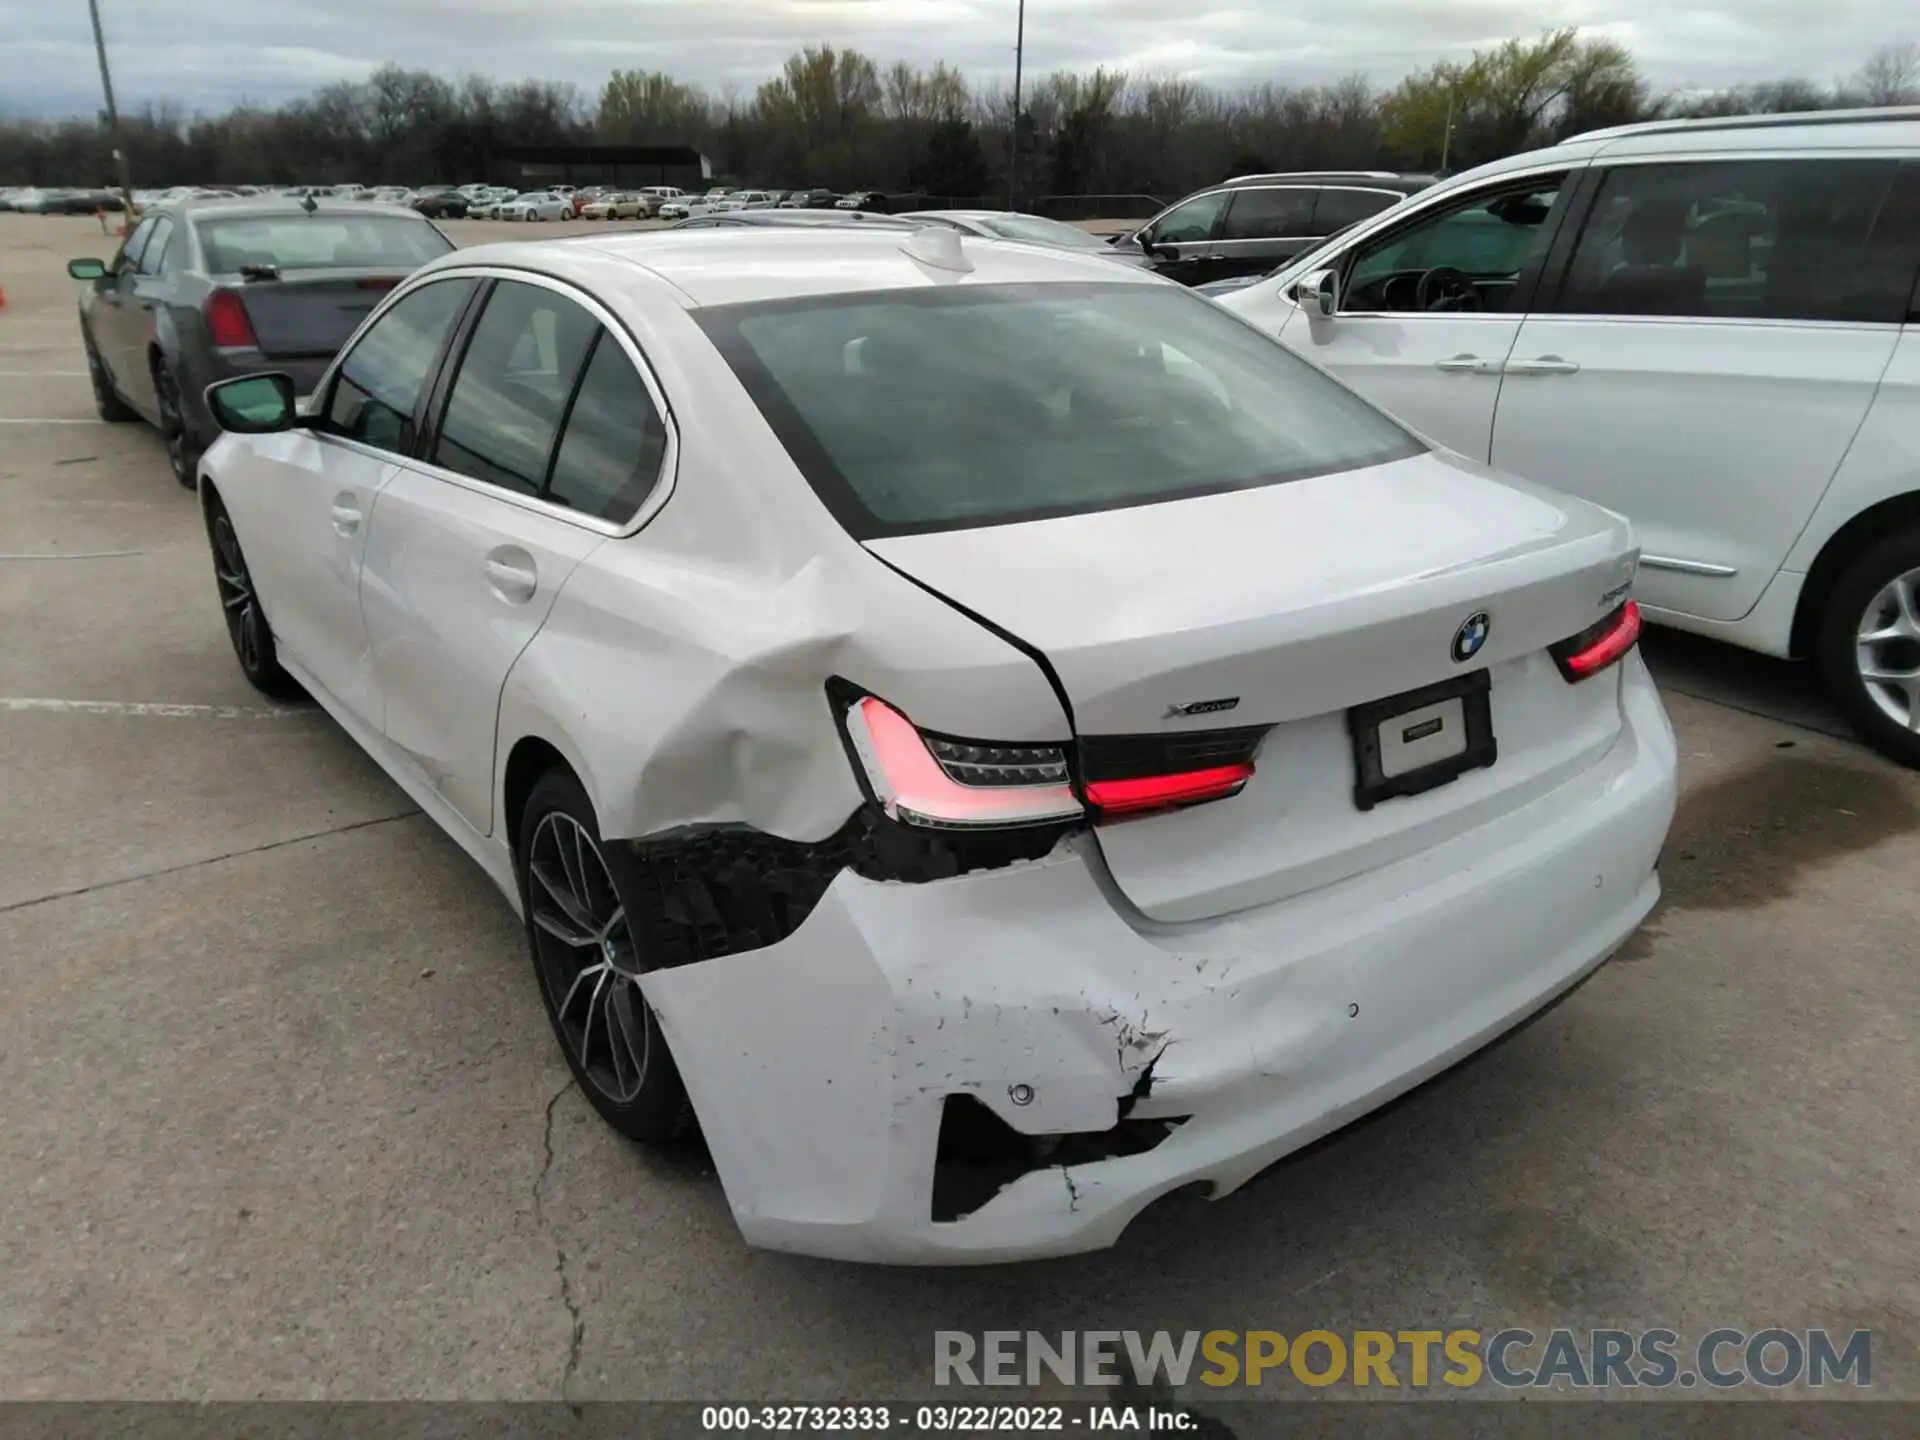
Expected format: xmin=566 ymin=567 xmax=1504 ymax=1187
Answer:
xmin=195 ymin=226 xmax=1677 ymax=1264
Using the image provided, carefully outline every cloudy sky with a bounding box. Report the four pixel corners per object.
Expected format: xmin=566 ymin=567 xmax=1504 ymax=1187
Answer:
xmin=3 ymin=0 xmax=1913 ymax=118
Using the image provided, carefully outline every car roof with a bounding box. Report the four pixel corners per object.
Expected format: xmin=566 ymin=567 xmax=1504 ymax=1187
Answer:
xmin=440 ymin=227 xmax=1163 ymax=308
xmin=673 ymin=210 xmax=918 ymax=230
xmin=1567 ymin=103 xmax=1920 ymax=148
xmin=164 ymin=198 xmax=426 ymax=220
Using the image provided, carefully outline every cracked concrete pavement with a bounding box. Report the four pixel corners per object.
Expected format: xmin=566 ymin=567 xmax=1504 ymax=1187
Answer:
xmin=2 ymin=214 xmax=1918 ymax=1410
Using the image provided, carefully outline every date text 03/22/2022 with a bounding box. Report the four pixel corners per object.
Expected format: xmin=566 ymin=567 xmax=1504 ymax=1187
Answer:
xmin=701 ymin=1404 xmax=1196 ymax=1431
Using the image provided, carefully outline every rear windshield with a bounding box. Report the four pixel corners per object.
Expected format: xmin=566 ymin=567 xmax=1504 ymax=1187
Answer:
xmin=195 ymin=214 xmax=453 ymax=274
xmin=696 ymin=282 xmax=1422 ymax=537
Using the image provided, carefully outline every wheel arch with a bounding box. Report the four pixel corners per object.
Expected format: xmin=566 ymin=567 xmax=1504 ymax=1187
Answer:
xmin=1790 ymin=488 xmax=1920 ymax=658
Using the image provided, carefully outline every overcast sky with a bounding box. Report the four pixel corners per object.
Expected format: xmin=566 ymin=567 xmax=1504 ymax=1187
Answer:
xmin=3 ymin=0 xmax=1914 ymax=119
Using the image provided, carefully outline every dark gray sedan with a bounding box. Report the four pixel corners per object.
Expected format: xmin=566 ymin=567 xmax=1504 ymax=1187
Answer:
xmin=68 ymin=197 xmax=454 ymax=486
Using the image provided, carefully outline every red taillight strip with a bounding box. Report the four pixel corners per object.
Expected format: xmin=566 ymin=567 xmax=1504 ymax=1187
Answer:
xmin=846 ymin=697 xmax=1082 ymax=830
xmin=204 ymin=289 xmax=257 ymax=348
xmin=1086 ymin=763 xmax=1254 ymax=817
xmin=1552 ymin=600 xmax=1642 ymax=681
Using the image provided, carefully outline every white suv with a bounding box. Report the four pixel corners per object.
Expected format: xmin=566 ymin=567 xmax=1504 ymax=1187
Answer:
xmin=1222 ymin=107 xmax=1920 ymax=764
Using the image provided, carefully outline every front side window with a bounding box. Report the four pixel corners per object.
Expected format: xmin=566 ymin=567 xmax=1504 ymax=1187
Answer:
xmin=697 ymin=282 xmax=1422 ymax=538
xmin=1550 ymin=159 xmax=1901 ymax=323
xmin=1147 ymin=191 xmax=1229 ymax=246
xmin=432 ymin=280 xmax=598 ymax=496
xmin=323 ymin=277 xmax=475 ymax=453
xmin=1343 ymin=178 xmax=1567 ymax=314
xmin=1219 ymin=188 xmax=1317 ymax=242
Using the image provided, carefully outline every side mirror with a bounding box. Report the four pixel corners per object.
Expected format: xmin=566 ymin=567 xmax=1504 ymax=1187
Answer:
xmin=1298 ymin=267 xmax=1339 ymax=319
xmin=67 ymin=257 xmax=108 ymax=280
xmin=207 ymin=373 xmax=298 ymax=434
xmin=1136 ymin=231 xmax=1158 ymax=256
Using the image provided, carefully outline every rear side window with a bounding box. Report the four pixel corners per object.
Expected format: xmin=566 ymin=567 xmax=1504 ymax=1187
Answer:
xmin=1551 ymin=159 xmax=1902 ymax=323
xmin=324 ymin=277 xmax=475 ymax=453
xmin=1314 ymin=188 xmax=1402 ymax=234
xmin=434 ymin=280 xmax=599 ymax=496
xmin=116 ymin=217 xmax=157 ymax=274
xmin=697 ymin=282 xmax=1422 ymax=538
xmin=1219 ymin=188 xmax=1317 ymax=241
xmin=137 ymin=217 xmax=175 ymax=276
xmin=545 ymin=335 xmax=670 ymax=523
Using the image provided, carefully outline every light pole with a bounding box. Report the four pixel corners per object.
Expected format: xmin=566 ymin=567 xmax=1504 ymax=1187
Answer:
xmin=86 ymin=0 xmax=137 ymax=218
xmin=1008 ymin=0 xmax=1025 ymax=207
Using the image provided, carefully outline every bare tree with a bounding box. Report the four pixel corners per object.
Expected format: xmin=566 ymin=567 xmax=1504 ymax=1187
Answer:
xmin=1854 ymin=41 xmax=1920 ymax=105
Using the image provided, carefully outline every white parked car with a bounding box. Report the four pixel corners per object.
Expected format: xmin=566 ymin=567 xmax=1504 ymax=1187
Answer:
xmin=657 ymin=196 xmax=728 ymax=222
xmin=1222 ymin=106 xmax=1920 ymax=765
xmin=193 ymin=227 xmax=1675 ymax=1263
xmin=716 ymin=189 xmax=778 ymax=211
xmin=496 ymin=191 xmax=572 ymax=222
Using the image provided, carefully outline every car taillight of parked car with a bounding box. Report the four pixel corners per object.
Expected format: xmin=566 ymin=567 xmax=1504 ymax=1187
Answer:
xmin=204 ymin=290 xmax=257 ymax=349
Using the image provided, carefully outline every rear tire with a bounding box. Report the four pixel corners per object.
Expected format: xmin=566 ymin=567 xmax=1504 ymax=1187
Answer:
xmin=518 ymin=768 xmax=695 ymax=1143
xmin=204 ymin=490 xmax=305 ymax=702
xmin=83 ymin=325 xmax=135 ymax=423
xmin=152 ymin=358 xmax=201 ymax=490
xmin=1816 ymin=527 xmax=1920 ymax=769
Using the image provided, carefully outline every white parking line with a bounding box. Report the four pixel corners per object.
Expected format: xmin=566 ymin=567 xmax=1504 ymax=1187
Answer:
xmin=1 ymin=697 xmax=307 ymax=720
xmin=0 ymin=550 xmax=143 ymax=560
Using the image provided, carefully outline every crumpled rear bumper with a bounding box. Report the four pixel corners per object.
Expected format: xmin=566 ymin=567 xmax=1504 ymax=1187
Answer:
xmin=640 ymin=654 xmax=1677 ymax=1264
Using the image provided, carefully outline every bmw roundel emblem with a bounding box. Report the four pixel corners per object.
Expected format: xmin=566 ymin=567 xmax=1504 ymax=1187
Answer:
xmin=1452 ymin=611 xmax=1491 ymax=663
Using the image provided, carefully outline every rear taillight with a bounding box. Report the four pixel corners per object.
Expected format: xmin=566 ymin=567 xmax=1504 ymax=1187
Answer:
xmin=1550 ymin=600 xmax=1642 ymax=681
xmin=1085 ymin=764 xmax=1254 ymax=816
xmin=204 ymin=289 xmax=257 ymax=348
xmin=842 ymin=696 xmax=1080 ymax=830
xmin=357 ymin=277 xmax=398 ymax=292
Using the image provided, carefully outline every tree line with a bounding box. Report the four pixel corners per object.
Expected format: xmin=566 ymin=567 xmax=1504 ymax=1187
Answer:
xmin=1 ymin=33 xmax=1914 ymax=201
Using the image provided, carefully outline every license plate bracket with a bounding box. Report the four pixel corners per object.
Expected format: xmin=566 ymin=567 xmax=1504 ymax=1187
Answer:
xmin=1347 ymin=670 xmax=1497 ymax=812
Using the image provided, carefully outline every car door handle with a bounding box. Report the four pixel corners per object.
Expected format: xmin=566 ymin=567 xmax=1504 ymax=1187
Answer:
xmin=329 ymin=496 xmax=362 ymax=537
xmin=1433 ymin=354 xmax=1503 ymax=375
xmin=484 ymin=548 xmax=538 ymax=605
xmin=1504 ymin=355 xmax=1581 ymax=376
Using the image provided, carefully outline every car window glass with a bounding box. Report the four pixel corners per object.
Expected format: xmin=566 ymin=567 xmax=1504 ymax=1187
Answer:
xmin=545 ymin=332 xmax=670 ymax=524
xmin=196 ymin=214 xmax=452 ymax=274
xmin=1343 ymin=177 xmax=1566 ymax=314
xmin=1219 ymin=188 xmax=1317 ymax=241
xmin=136 ymin=217 xmax=175 ymax=276
xmin=1314 ymin=188 xmax=1401 ymax=234
xmin=701 ymin=282 xmax=1422 ymax=538
xmin=116 ymin=217 xmax=157 ymax=275
xmin=1551 ymin=159 xmax=1901 ymax=324
xmin=433 ymin=280 xmax=598 ymax=496
xmin=323 ymin=277 xmax=475 ymax=453
xmin=1148 ymin=191 xmax=1229 ymax=245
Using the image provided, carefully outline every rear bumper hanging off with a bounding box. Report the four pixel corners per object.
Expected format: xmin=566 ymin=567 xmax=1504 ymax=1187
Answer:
xmin=640 ymin=654 xmax=1678 ymax=1263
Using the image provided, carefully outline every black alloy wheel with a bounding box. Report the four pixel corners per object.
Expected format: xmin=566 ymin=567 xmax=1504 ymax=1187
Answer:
xmin=519 ymin=768 xmax=694 ymax=1142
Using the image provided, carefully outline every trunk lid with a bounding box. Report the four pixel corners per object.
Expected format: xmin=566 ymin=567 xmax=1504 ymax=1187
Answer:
xmin=865 ymin=450 xmax=1640 ymax=922
xmin=226 ymin=269 xmax=411 ymax=358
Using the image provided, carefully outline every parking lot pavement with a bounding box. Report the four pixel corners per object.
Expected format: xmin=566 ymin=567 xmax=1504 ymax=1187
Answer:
xmin=1 ymin=213 xmax=1916 ymax=1407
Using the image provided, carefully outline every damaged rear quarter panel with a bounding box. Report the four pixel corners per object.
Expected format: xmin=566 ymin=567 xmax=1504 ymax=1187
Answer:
xmin=490 ymin=288 xmax=1072 ymax=849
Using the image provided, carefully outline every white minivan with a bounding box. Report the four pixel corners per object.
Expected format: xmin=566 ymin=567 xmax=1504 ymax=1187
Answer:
xmin=1222 ymin=107 xmax=1920 ymax=765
